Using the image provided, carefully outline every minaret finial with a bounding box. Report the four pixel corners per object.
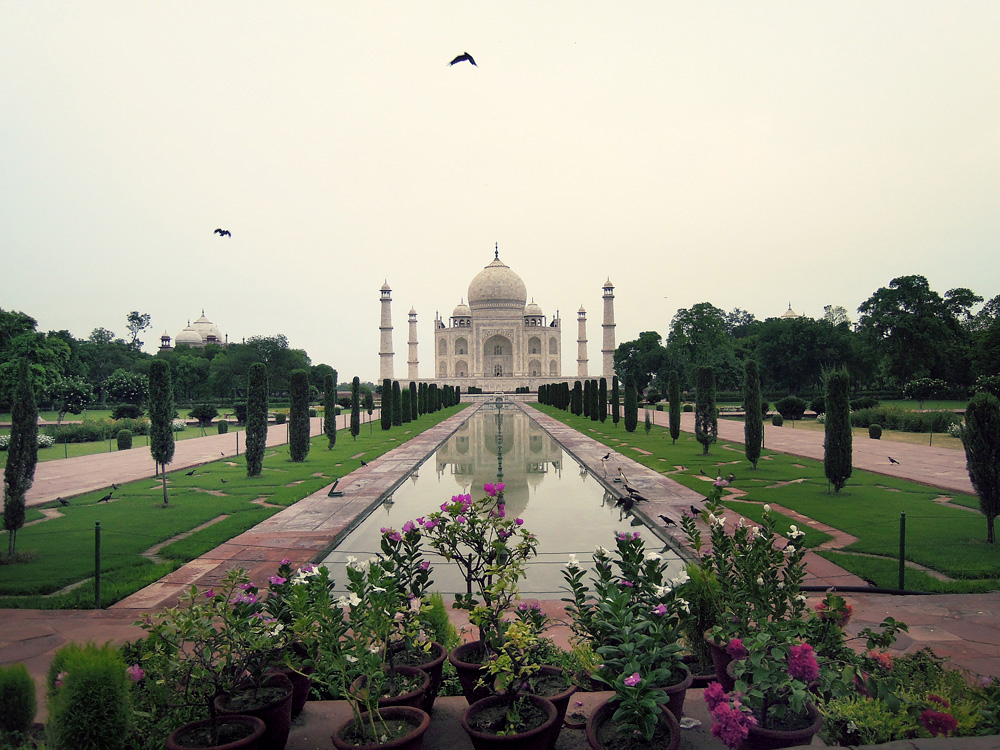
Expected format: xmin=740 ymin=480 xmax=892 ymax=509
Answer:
xmin=494 ymin=242 xmax=499 ymax=260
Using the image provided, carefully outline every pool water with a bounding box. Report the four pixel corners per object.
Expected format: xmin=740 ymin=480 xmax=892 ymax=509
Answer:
xmin=322 ymin=403 xmax=685 ymax=596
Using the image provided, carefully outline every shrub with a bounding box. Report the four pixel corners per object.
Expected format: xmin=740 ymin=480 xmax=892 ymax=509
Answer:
xmin=171 ymin=418 xmax=187 ymax=432
xmin=869 ymin=424 xmax=883 ymax=440
xmin=46 ymin=642 xmax=131 ymax=750
xmin=308 ymin=408 xmax=318 ymax=417
xmin=810 ymin=396 xmax=826 ymax=415
xmin=655 ymin=404 xmax=663 ymax=411
xmin=772 ymin=414 xmax=784 ymax=427
xmin=682 ymin=403 xmax=693 ymax=412
xmin=110 ymin=403 xmax=143 ymax=420
xmin=850 ymin=407 xmax=963 ymax=433
xmin=774 ymin=395 xmax=808 ymax=421
xmin=0 ymin=662 xmax=35 ymax=733
xmin=116 ymin=429 xmax=133 ymax=451
xmin=232 ymin=402 xmax=248 ymax=424
xmin=337 ymin=396 xmax=352 ymax=409
xmin=187 ymin=403 xmax=218 ymax=426
xmin=947 ymin=421 xmax=964 ymax=438
xmin=645 ymin=389 xmax=662 ymax=405
xmin=217 ymin=420 xmax=229 ymax=434
xmin=851 ymin=396 xmax=880 ymax=410
xmin=274 ymin=412 xmax=286 ymax=425
xmin=761 ymin=400 xmax=770 ymax=415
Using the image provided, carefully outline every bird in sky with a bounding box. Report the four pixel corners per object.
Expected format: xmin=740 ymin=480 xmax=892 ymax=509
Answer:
xmin=659 ymin=514 xmax=677 ymax=527
xmin=214 ymin=228 xmax=232 ymax=237
xmin=888 ymin=456 xmax=900 ymax=465
xmin=57 ymin=497 xmax=69 ymax=507
xmin=98 ymin=492 xmax=112 ymax=503
xmin=448 ymin=51 xmax=476 ymax=67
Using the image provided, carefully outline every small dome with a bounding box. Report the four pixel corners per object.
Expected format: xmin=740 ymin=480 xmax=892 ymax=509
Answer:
xmin=780 ymin=303 xmax=801 ymax=320
xmin=409 ymin=307 xmax=417 ymax=315
xmin=468 ymin=256 xmax=528 ymax=310
xmin=381 ymin=281 xmax=391 ymax=291
xmin=175 ymin=323 xmax=202 ymax=346
xmin=191 ymin=311 xmax=222 ymax=343
xmin=603 ymin=278 xmax=615 ymax=289
xmin=525 ymin=300 xmax=543 ymax=317
xmin=578 ymin=305 xmax=587 ymax=314
xmin=452 ymin=299 xmax=472 ymax=318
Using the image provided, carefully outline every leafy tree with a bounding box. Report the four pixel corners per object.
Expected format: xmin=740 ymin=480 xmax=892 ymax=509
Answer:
xmin=125 ymin=311 xmax=151 ymax=350
xmin=392 ymin=381 xmax=403 ymax=427
xmin=774 ymin=396 xmax=808 ymax=423
xmin=324 ymin=372 xmax=338 ymax=449
xmin=724 ymin=308 xmax=758 ymax=338
xmin=961 ymin=392 xmax=1000 ymax=543
xmin=105 ymin=369 xmax=148 ymax=406
xmin=288 ymin=369 xmax=310 ymax=462
xmin=694 ymin=366 xmax=717 ymax=455
xmin=245 ymin=363 xmax=268 ymax=477
xmin=187 ymin=403 xmax=218 ymax=426
xmin=351 ymin=377 xmax=361 ymax=440
xmin=598 ymin=377 xmax=608 ymax=422
xmin=52 ymin=377 xmax=94 ymax=425
xmin=611 ymin=376 xmax=620 ymax=427
xmin=148 ymin=360 xmax=175 ymax=505
xmin=0 ymin=331 xmax=70 ymax=406
xmin=823 ymin=367 xmax=853 ymax=492
xmin=0 ymin=308 xmax=37 ymax=350
xmin=902 ymin=377 xmax=948 ymax=410
xmin=668 ymin=371 xmax=680 ymax=445
xmin=381 ymin=379 xmax=392 ymax=430
xmin=613 ymin=331 xmax=666 ymax=393
xmin=571 ymin=381 xmax=583 ymax=416
xmin=755 ymin=316 xmax=859 ymax=395
xmin=409 ymin=381 xmax=418 ymax=421
xmin=310 ymin=363 xmax=337 ymax=395
xmin=364 ymin=388 xmax=374 ymax=432
xmin=743 ymin=360 xmax=763 ymax=468
xmin=4 ymin=359 xmax=37 ymax=556
xmin=623 ymin=376 xmax=638 ymax=433
xmin=822 ymin=305 xmax=851 ymax=326
xmin=667 ymin=304 xmax=739 ymax=388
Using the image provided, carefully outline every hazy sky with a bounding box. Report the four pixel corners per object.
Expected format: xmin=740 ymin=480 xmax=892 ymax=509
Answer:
xmin=2 ymin=2 xmax=998 ymax=382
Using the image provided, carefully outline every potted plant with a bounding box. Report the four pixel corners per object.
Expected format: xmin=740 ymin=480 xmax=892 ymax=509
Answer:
xmin=461 ymin=619 xmax=559 ymax=750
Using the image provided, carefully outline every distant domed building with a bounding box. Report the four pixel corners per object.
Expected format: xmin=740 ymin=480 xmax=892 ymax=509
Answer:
xmin=780 ymin=303 xmax=803 ymax=320
xmin=159 ymin=310 xmax=227 ymax=350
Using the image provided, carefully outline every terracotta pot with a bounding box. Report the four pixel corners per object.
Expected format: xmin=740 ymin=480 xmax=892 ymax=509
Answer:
xmin=351 ymin=666 xmax=430 ymax=710
xmin=267 ymin=664 xmax=313 ymax=718
xmin=461 ymin=694 xmax=558 ymax=750
xmin=681 ymin=652 xmax=717 ymax=690
xmin=449 ymin=640 xmax=492 ymax=704
xmin=527 ymin=666 xmax=577 ymax=750
xmin=214 ymin=673 xmax=293 ymax=750
xmin=331 ymin=705 xmax=431 ymax=750
xmin=741 ymin=702 xmax=823 ymax=750
xmin=704 ymin=630 xmax=736 ymax=692
xmin=585 ymin=699 xmax=680 ymax=750
xmin=166 ymin=715 xmax=266 ymax=750
xmin=661 ymin=663 xmax=694 ymax=720
xmin=388 ymin=642 xmax=447 ymax=713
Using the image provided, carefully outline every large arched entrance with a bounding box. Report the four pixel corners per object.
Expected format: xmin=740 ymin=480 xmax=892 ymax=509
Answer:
xmin=483 ymin=334 xmax=514 ymax=379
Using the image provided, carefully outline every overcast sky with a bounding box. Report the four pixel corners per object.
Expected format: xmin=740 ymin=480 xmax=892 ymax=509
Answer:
xmin=2 ymin=2 xmax=998 ymax=382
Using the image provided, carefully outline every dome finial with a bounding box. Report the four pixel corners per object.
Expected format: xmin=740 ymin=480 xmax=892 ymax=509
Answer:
xmin=494 ymin=242 xmax=499 ymax=260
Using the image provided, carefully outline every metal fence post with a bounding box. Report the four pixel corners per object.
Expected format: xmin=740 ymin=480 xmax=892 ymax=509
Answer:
xmin=898 ymin=512 xmax=906 ymax=590
xmin=95 ymin=521 xmax=102 ymax=608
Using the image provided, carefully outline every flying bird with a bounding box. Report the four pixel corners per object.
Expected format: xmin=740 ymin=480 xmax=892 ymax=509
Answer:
xmin=214 ymin=228 xmax=232 ymax=237
xmin=98 ymin=492 xmax=113 ymax=503
xmin=185 ymin=469 xmax=196 ymax=476
xmin=57 ymin=497 xmax=69 ymax=507
xmin=448 ymin=51 xmax=477 ymax=67
xmin=888 ymin=456 xmax=900 ymax=465
xmin=658 ymin=514 xmax=677 ymax=527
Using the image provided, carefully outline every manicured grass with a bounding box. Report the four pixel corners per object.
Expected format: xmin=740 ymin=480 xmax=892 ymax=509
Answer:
xmin=0 ymin=405 xmax=466 ymax=608
xmin=535 ymin=405 xmax=1000 ymax=594
xmin=774 ymin=417 xmax=965 ymax=450
xmin=724 ymin=500 xmax=833 ymax=549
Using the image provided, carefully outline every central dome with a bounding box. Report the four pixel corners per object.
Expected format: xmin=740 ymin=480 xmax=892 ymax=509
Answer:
xmin=468 ymin=256 xmax=528 ymax=310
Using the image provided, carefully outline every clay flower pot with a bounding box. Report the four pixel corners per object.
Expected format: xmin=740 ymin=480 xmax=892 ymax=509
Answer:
xmin=351 ymin=666 xmax=430 ymax=711
xmin=742 ymin=702 xmax=823 ymax=750
xmin=462 ymin=694 xmax=558 ymax=750
xmin=331 ymin=705 xmax=431 ymax=750
xmin=449 ymin=640 xmax=493 ymax=704
xmin=213 ymin=673 xmax=293 ymax=750
xmin=166 ymin=715 xmax=266 ymax=750
xmin=388 ymin=641 xmax=447 ymax=713
xmin=585 ymin=699 xmax=680 ymax=750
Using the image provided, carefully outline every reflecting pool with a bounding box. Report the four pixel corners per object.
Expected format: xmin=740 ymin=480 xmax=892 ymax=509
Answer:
xmin=322 ymin=402 xmax=685 ymax=596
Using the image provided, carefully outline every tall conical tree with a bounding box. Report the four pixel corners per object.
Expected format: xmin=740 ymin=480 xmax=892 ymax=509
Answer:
xmin=590 ymin=379 xmax=600 ymax=422
xmin=599 ymin=378 xmax=608 ymax=422
xmin=694 ymin=366 xmax=717 ymax=455
xmin=245 ymin=363 xmax=268 ymax=477
xmin=583 ymin=380 xmax=592 ymax=418
xmin=572 ymin=381 xmax=583 ymax=415
xmin=148 ymin=359 xmax=175 ymax=505
xmin=350 ymin=377 xmax=361 ymax=440
xmin=668 ymin=371 xmax=681 ymax=445
xmin=823 ymin=367 xmax=852 ymax=491
xmin=400 ymin=388 xmax=411 ymax=423
xmin=743 ymin=360 xmax=763 ymax=468
xmin=381 ymin=379 xmax=392 ymax=430
xmin=289 ymin=369 xmax=310 ymax=462
xmin=962 ymin=392 xmax=1000 ymax=543
xmin=323 ymin=371 xmax=338 ymax=449
xmin=623 ymin=375 xmax=638 ymax=433
xmin=409 ymin=381 xmax=418 ymax=421
xmin=3 ymin=359 xmax=37 ymax=555
xmin=611 ymin=376 xmax=621 ymax=427
xmin=392 ymin=381 xmax=403 ymax=426
xmin=364 ymin=389 xmax=374 ymax=433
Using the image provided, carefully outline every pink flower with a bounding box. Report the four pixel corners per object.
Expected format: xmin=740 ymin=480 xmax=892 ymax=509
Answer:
xmin=280 ymin=558 xmax=291 ymax=566
xmin=623 ymin=672 xmax=641 ymax=687
xmin=203 ymin=588 xmax=216 ymax=599
xmin=652 ymin=603 xmax=667 ymax=617
xmin=619 ymin=580 xmax=634 ymax=588
xmin=239 ymin=582 xmax=254 ymax=590
xmin=713 ymin=478 xmax=730 ymax=488
xmin=269 ymin=575 xmax=286 ymax=586
xmin=615 ymin=531 xmax=629 ymax=541
xmin=703 ymin=682 xmax=727 ymax=711
xmin=127 ymin=664 xmax=145 ymax=682
xmin=418 ymin=561 xmax=430 ymax=570
xmin=484 ymin=483 xmax=497 ymax=497
xmin=928 ymin=694 xmax=950 ymax=708
xmin=423 ymin=518 xmax=439 ymax=529
xmin=381 ymin=527 xmax=402 ymax=541
xmin=787 ymin=643 xmax=819 ymax=682
xmin=497 ymin=528 xmax=512 ymax=539
xmin=920 ymin=709 xmax=958 ymax=737
xmin=456 ymin=515 xmax=467 ymax=524
xmin=234 ymin=592 xmax=259 ymax=605
xmin=440 ymin=502 xmax=450 ymax=511
xmin=55 ymin=671 xmax=68 ymax=689
xmin=726 ymin=638 xmax=748 ymax=660
xmin=402 ymin=520 xmax=416 ymax=533
xmin=515 ymin=518 xmax=524 ymax=526
xmin=415 ymin=517 xmax=425 ymax=525
xmin=710 ymin=699 xmax=757 ymax=749
xmin=496 ymin=483 xmax=505 ymax=494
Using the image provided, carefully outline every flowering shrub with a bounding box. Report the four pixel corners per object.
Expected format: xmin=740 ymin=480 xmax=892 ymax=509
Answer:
xmin=171 ymin=418 xmax=187 ymax=432
xmin=562 ymin=531 xmax=690 ymax=740
xmin=947 ymin=421 xmax=964 ymax=438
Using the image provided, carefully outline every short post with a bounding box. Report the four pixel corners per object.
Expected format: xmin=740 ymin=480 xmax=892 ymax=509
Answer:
xmin=94 ymin=521 xmax=102 ymax=608
xmin=898 ymin=512 xmax=906 ymax=590
xmin=236 ymin=431 xmax=239 ymax=456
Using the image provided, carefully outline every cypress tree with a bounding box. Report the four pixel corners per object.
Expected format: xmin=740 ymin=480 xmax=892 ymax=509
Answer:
xmin=364 ymin=389 xmax=374 ymax=433
xmin=323 ymin=371 xmax=338 ymax=449
xmin=245 ymin=363 xmax=268 ymax=477
xmin=350 ymin=377 xmax=361 ymax=440
xmin=743 ymin=360 xmax=763 ymax=468
xmin=3 ymin=359 xmax=37 ymax=555
xmin=962 ymin=392 xmax=1000 ymax=543
xmin=590 ymin=379 xmax=600 ymax=422
xmin=419 ymin=382 xmax=427 ymax=414
xmin=624 ymin=375 xmax=638 ymax=432
xmin=381 ymin=379 xmax=392 ymax=430
xmin=599 ymin=378 xmax=608 ymax=422
xmin=583 ymin=380 xmax=591 ymax=418
xmin=455 ymin=384 xmax=461 ymax=405
xmin=612 ymin=376 xmax=621 ymax=427
xmin=289 ymin=369 xmax=310 ymax=462
xmin=429 ymin=383 xmax=438 ymax=412
xmin=392 ymin=381 xmax=403 ymax=426
xmin=401 ymin=388 xmax=412 ymax=423
xmin=823 ymin=366 xmax=852 ymax=492
xmin=563 ymin=381 xmax=570 ymax=411
xmin=572 ymin=381 xmax=583 ymax=415
xmin=409 ymin=381 xmax=418 ymax=421
xmin=694 ymin=366 xmax=718 ymax=455
xmin=644 ymin=406 xmax=652 ymax=434
xmin=148 ymin=359 xmax=175 ymax=505
xmin=668 ymin=371 xmax=681 ymax=445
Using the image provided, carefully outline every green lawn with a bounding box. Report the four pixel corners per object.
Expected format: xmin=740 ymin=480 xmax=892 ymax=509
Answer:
xmin=535 ymin=405 xmax=999 ymax=594
xmin=0 ymin=405 xmax=466 ymax=608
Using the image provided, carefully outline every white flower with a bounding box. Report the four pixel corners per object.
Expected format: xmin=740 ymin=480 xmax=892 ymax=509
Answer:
xmin=756 ymin=576 xmax=765 ymax=586
xmin=785 ymin=545 xmax=796 ymax=556
xmin=777 ymin=581 xmax=785 ymax=589
xmin=676 ymin=597 xmax=690 ymax=613
xmin=671 ymin=570 xmax=690 ymax=587
xmin=795 ymin=594 xmax=807 ymax=604
xmin=371 ymin=585 xmax=386 ymax=593
xmin=345 ymin=654 xmax=358 ymax=663
xmin=747 ymin=526 xmax=761 ymax=540
xmin=335 ymin=595 xmax=350 ymax=607
xmin=368 ymin=644 xmax=380 ymax=654
xmin=594 ymin=545 xmax=610 ymax=557
xmin=789 ymin=525 xmax=806 ymax=540
xmin=737 ymin=517 xmax=746 ymax=528
xmin=654 ymin=584 xmax=672 ymax=597
xmin=566 ymin=554 xmax=580 ymax=569
xmin=346 ymin=555 xmax=358 ymax=568
xmin=349 ymin=593 xmax=362 ymax=607
xmin=644 ymin=551 xmax=662 ymax=563
xmin=269 ymin=623 xmax=284 ymax=637
xmin=763 ymin=504 xmax=771 ymax=512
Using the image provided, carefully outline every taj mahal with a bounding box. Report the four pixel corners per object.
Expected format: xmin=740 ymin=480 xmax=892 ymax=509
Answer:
xmin=379 ymin=248 xmax=617 ymax=390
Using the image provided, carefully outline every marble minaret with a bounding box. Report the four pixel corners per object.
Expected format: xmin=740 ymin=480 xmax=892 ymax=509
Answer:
xmin=577 ymin=307 xmax=588 ymax=378
xmin=379 ymin=281 xmax=394 ymax=381
xmin=602 ymin=279 xmax=616 ymax=380
xmin=407 ymin=307 xmax=419 ymax=381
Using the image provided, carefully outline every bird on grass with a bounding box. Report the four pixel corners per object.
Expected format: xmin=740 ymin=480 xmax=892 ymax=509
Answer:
xmin=699 ymin=469 xmax=708 ymax=476
xmin=185 ymin=469 xmax=196 ymax=476
xmin=888 ymin=456 xmax=900 ymax=465
xmin=98 ymin=492 xmax=113 ymax=503
xmin=214 ymin=228 xmax=232 ymax=237
xmin=111 ymin=483 xmax=119 ymax=491
xmin=57 ymin=497 xmax=69 ymax=507
xmin=658 ymin=514 xmax=677 ymax=527
xmin=727 ymin=473 xmax=736 ymax=483
xmin=448 ymin=51 xmax=476 ymax=67
xmin=361 ymin=459 xmax=368 ymax=467
xmin=221 ymin=478 xmax=227 ymax=484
